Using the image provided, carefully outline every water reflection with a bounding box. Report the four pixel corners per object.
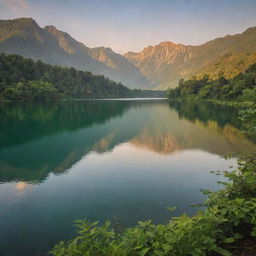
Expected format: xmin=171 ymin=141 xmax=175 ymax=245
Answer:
xmin=0 ymin=99 xmax=255 ymax=256
xmin=0 ymin=100 xmax=255 ymax=183
xmin=168 ymin=100 xmax=241 ymax=127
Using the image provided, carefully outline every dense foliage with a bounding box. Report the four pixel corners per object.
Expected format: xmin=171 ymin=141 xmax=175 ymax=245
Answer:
xmin=50 ymin=153 xmax=256 ymax=256
xmin=0 ymin=53 xmax=164 ymax=100
xmin=167 ymin=63 xmax=256 ymax=101
xmin=239 ymin=108 xmax=256 ymax=136
xmin=195 ymin=52 xmax=256 ymax=82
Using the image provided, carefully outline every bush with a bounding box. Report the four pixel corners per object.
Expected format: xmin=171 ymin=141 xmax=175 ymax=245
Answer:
xmin=50 ymin=155 xmax=256 ymax=256
xmin=240 ymin=88 xmax=256 ymax=102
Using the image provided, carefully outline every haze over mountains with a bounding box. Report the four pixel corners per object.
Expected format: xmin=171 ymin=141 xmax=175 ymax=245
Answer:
xmin=125 ymin=27 xmax=256 ymax=89
xmin=0 ymin=17 xmax=256 ymax=89
xmin=0 ymin=18 xmax=151 ymax=89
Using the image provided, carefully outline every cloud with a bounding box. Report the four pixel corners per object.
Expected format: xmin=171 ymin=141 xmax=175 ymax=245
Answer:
xmin=1 ymin=0 xmax=29 ymax=12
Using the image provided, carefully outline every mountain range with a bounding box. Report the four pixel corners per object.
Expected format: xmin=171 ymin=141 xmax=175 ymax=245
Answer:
xmin=0 ymin=17 xmax=256 ymax=89
xmin=0 ymin=18 xmax=151 ymax=89
xmin=125 ymin=27 xmax=256 ymax=89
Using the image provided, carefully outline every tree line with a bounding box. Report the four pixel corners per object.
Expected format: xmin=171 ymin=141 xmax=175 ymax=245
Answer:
xmin=0 ymin=53 xmax=165 ymax=101
xmin=167 ymin=63 xmax=256 ymax=101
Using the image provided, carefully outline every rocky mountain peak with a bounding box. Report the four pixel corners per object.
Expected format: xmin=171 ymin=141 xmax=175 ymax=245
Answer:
xmin=1 ymin=17 xmax=256 ymax=90
xmin=0 ymin=17 xmax=44 ymax=43
xmin=44 ymin=25 xmax=58 ymax=32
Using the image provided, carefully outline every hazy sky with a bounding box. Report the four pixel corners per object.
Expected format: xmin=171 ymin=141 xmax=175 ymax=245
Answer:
xmin=0 ymin=0 xmax=256 ymax=53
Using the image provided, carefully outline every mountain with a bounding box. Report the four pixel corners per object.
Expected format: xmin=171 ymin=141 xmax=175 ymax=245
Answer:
xmin=0 ymin=18 xmax=151 ymax=89
xmin=125 ymin=42 xmax=191 ymax=89
xmin=124 ymin=27 xmax=256 ymax=89
xmin=1 ymin=18 xmax=256 ymax=90
xmin=87 ymin=46 xmax=150 ymax=88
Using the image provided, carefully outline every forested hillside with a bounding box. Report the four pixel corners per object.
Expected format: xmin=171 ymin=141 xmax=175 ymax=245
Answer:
xmin=0 ymin=18 xmax=151 ymax=89
xmin=0 ymin=53 xmax=164 ymax=101
xmin=125 ymin=27 xmax=256 ymax=89
xmin=2 ymin=18 xmax=256 ymax=90
xmin=167 ymin=63 xmax=256 ymax=101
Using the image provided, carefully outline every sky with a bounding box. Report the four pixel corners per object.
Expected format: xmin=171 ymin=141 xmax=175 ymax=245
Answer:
xmin=0 ymin=0 xmax=256 ymax=54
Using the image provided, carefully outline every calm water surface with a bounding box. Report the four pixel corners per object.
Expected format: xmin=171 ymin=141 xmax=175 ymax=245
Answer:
xmin=0 ymin=99 xmax=255 ymax=256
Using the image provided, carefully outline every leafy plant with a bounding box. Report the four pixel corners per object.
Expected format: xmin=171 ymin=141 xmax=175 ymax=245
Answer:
xmin=238 ymin=108 xmax=256 ymax=135
xmin=50 ymin=154 xmax=256 ymax=256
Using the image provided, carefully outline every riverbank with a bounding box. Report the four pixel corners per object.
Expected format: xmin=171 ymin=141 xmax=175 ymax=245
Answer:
xmin=168 ymin=98 xmax=255 ymax=108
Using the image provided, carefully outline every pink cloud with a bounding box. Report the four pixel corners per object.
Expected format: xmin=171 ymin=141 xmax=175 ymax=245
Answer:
xmin=1 ymin=0 xmax=29 ymax=12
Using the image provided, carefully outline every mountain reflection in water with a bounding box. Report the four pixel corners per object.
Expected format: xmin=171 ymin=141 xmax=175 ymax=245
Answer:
xmin=0 ymin=100 xmax=255 ymax=183
xmin=0 ymin=99 xmax=255 ymax=256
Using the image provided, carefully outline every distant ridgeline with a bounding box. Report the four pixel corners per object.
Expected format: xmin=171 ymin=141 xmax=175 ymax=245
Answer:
xmin=0 ymin=53 xmax=165 ymax=101
xmin=167 ymin=63 xmax=256 ymax=101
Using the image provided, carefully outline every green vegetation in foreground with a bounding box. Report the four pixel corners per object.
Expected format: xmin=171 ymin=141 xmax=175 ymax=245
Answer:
xmin=50 ymin=154 xmax=256 ymax=256
xmin=49 ymin=102 xmax=256 ymax=256
xmin=50 ymin=103 xmax=256 ymax=256
xmin=167 ymin=63 xmax=256 ymax=101
xmin=0 ymin=53 xmax=165 ymax=101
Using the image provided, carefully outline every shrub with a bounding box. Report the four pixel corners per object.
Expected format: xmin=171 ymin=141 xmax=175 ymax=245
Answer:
xmin=50 ymin=154 xmax=256 ymax=256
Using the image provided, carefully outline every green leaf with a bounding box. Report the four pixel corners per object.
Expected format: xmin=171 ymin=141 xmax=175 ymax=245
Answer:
xmin=223 ymin=237 xmax=235 ymax=243
xmin=162 ymin=244 xmax=172 ymax=253
xmin=139 ymin=248 xmax=150 ymax=256
xmin=213 ymin=247 xmax=232 ymax=256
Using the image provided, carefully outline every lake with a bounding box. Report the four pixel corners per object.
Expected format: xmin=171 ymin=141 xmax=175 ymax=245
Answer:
xmin=0 ymin=99 xmax=255 ymax=256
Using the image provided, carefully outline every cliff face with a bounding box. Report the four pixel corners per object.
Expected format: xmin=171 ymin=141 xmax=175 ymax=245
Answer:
xmin=125 ymin=27 xmax=256 ymax=89
xmin=125 ymin=42 xmax=192 ymax=88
